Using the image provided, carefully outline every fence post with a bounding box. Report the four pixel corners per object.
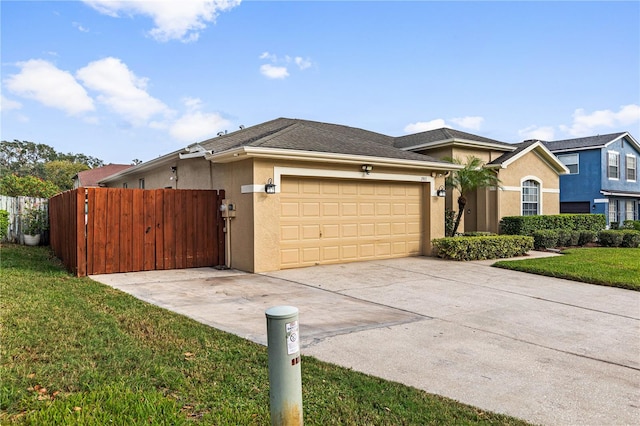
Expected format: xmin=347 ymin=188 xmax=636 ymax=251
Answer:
xmin=265 ymin=306 xmax=303 ymax=426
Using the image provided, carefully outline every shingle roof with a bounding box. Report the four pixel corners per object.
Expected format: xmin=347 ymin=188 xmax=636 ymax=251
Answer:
xmin=543 ymin=132 xmax=627 ymax=152
xmin=203 ymin=118 xmax=447 ymax=164
xmin=76 ymin=164 xmax=133 ymax=186
xmin=394 ymin=127 xmax=513 ymax=150
xmin=488 ymin=140 xmax=538 ymax=166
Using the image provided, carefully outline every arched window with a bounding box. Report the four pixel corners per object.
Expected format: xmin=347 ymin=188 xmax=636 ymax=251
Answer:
xmin=522 ymin=180 xmax=540 ymax=216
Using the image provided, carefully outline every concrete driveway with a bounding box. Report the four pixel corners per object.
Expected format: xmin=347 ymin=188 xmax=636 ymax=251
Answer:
xmin=91 ymin=255 xmax=640 ymax=426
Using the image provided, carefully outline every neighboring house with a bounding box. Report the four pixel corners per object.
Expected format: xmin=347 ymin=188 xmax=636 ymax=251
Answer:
xmin=73 ymin=164 xmax=133 ymax=188
xmin=545 ymin=132 xmax=640 ymax=227
xmin=395 ymin=128 xmax=568 ymax=234
xmin=98 ymin=118 xmax=567 ymax=272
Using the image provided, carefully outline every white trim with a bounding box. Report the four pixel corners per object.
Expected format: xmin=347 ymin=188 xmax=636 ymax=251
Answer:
xmin=607 ymin=150 xmax=620 ymax=180
xmin=521 ymin=176 xmax=542 ymax=216
xmin=240 ymin=166 xmax=438 ymax=195
xmin=594 ymin=198 xmax=609 ymax=204
xmin=626 ymin=153 xmax=637 ymax=182
xmin=495 ymin=185 xmax=558 ymax=193
xmin=241 ymin=184 xmax=265 ymax=194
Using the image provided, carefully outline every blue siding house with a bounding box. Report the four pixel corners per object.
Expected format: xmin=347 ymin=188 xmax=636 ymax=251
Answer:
xmin=545 ymin=132 xmax=640 ymax=227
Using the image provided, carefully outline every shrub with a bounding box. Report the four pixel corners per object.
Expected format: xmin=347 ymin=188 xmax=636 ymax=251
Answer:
xmin=532 ymin=230 xmax=558 ymax=250
xmin=578 ymin=230 xmax=597 ymax=246
xmin=445 ymin=209 xmax=456 ymax=237
xmin=432 ymin=235 xmax=534 ymax=261
xmin=0 ymin=210 xmax=9 ymax=241
xmin=621 ymin=230 xmax=640 ymax=248
xmin=598 ymin=230 xmax=625 ymax=247
xmin=462 ymin=231 xmax=496 ymax=237
xmin=622 ymin=220 xmax=640 ymax=231
xmin=22 ymin=205 xmax=49 ymax=235
xmin=500 ymin=214 xmax=606 ymax=235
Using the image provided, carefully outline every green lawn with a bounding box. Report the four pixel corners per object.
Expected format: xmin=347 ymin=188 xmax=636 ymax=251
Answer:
xmin=494 ymin=248 xmax=640 ymax=290
xmin=0 ymin=244 xmax=528 ymax=425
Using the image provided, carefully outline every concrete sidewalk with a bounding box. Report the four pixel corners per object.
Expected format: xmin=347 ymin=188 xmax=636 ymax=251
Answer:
xmin=91 ymin=254 xmax=640 ymax=426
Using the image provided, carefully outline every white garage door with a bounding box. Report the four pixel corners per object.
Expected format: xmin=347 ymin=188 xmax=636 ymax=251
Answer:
xmin=279 ymin=177 xmax=423 ymax=269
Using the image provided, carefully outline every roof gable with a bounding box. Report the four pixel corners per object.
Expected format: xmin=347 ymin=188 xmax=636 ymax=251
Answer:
xmin=394 ymin=127 xmax=514 ymax=152
xmin=488 ymin=140 xmax=569 ymax=174
xmin=76 ymin=164 xmax=133 ymax=186
xmin=544 ymin=132 xmax=639 ymax=153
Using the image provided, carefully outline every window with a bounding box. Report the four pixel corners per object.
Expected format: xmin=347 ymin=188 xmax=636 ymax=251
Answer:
xmin=625 ymin=201 xmax=635 ymax=221
xmin=522 ymin=180 xmax=540 ymax=216
xmin=608 ymin=200 xmax=618 ymax=225
xmin=558 ymin=153 xmax=579 ymax=174
xmin=626 ymin=155 xmax=637 ymax=181
xmin=608 ymin=152 xmax=619 ymax=179
xmin=138 ymin=178 xmax=145 ymax=189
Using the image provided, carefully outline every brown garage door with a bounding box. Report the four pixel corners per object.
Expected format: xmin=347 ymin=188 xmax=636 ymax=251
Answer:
xmin=279 ymin=177 xmax=423 ymax=269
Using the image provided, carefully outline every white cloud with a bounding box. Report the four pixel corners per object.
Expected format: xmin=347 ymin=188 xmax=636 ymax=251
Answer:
xmin=259 ymin=51 xmax=312 ymax=78
xmin=170 ymin=112 xmax=230 ymax=142
xmin=260 ymin=64 xmax=289 ymax=79
xmin=450 ymin=116 xmax=484 ymax=131
xmin=560 ymin=104 xmax=640 ymax=136
xmin=518 ymin=125 xmax=555 ymax=141
xmin=83 ymin=0 xmax=241 ymax=42
xmin=404 ymin=119 xmax=449 ymax=134
xmin=76 ymin=57 xmax=170 ymax=125
xmin=294 ymin=56 xmax=312 ymax=70
xmin=1 ymin=95 xmax=22 ymax=112
xmin=4 ymin=59 xmax=95 ymax=115
xmin=73 ymin=22 xmax=89 ymax=32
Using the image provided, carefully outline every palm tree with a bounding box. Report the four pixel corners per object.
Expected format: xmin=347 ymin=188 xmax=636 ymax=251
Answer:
xmin=444 ymin=156 xmax=502 ymax=237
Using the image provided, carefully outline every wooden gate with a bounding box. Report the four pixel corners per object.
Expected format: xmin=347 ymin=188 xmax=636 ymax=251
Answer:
xmin=49 ymin=188 xmax=225 ymax=276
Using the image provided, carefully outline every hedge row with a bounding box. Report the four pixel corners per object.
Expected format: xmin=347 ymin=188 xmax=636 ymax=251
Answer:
xmin=598 ymin=230 xmax=640 ymax=248
xmin=432 ymin=235 xmax=534 ymax=261
xmin=532 ymin=229 xmax=597 ymax=249
xmin=500 ymin=214 xmax=606 ymax=235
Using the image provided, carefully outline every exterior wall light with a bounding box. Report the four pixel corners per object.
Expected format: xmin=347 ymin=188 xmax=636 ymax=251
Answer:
xmin=265 ymin=178 xmax=276 ymax=194
xmin=361 ymin=164 xmax=373 ymax=175
xmin=436 ymin=186 xmax=447 ymax=197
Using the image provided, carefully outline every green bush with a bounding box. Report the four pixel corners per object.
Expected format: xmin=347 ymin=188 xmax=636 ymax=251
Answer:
xmin=622 ymin=220 xmax=640 ymax=231
xmin=532 ymin=230 xmax=558 ymax=250
xmin=621 ymin=230 xmax=640 ymax=248
xmin=598 ymin=230 xmax=625 ymax=247
xmin=578 ymin=230 xmax=597 ymax=246
xmin=462 ymin=231 xmax=496 ymax=237
xmin=0 ymin=210 xmax=9 ymax=240
xmin=432 ymin=235 xmax=534 ymax=261
xmin=500 ymin=214 xmax=606 ymax=235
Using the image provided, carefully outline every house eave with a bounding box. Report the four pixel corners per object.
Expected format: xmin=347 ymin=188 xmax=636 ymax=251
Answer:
xmin=400 ymin=138 xmax=516 ymax=153
xmin=99 ymin=151 xmax=182 ymax=184
xmin=206 ymin=146 xmax=463 ymax=171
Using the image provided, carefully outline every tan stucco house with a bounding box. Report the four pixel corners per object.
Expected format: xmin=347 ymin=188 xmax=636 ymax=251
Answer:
xmin=99 ymin=118 xmax=566 ymax=272
xmin=395 ymin=128 xmax=569 ymax=234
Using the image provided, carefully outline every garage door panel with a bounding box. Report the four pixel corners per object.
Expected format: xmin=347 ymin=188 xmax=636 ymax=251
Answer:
xmin=280 ymin=177 xmax=424 ymax=269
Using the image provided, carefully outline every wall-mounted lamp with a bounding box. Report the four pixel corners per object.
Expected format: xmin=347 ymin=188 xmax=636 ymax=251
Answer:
xmin=170 ymin=166 xmax=177 ymax=181
xmin=265 ymin=178 xmax=276 ymax=194
xmin=592 ymin=204 xmax=596 ymax=210
xmin=436 ymin=185 xmax=447 ymax=197
xmin=361 ymin=164 xmax=373 ymax=175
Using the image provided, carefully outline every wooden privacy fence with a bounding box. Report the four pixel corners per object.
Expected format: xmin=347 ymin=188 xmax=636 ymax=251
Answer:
xmin=49 ymin=188 xmax=225 ymax=276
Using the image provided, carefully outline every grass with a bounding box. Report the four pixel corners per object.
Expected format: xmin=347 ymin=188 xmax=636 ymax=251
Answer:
xmin=0 ymin=244 xmax=529 ymax=425
xmin=494 ymin=247 xmax=640 ymax=290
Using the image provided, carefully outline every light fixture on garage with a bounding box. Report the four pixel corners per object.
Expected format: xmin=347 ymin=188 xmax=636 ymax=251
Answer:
xmin=265 ymin=178 xmax=276 ymax=194
xmin=361 ymin=164 xmax=373 ymax=175
xmin=436 ymin=185 xmax=447 ymax=197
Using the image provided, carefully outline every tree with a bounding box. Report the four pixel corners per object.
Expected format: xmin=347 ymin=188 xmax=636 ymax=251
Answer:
xmin=44 ymin=160 xmax=89 ymax=191
xmin=0 ymin=140 xmax=103 ymax=179
xmin=0 ymin=174 xmax=60 ymax=198
xmin=444 ymin=156 xmax=502 ymax=237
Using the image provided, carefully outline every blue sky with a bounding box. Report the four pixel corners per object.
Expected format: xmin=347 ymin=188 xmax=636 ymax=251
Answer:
xmin=2 ymin=0 xmax=639 ymax=165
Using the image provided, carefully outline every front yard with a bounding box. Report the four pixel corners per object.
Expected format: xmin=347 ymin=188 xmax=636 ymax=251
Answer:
xmin=494 ymin=248 xmax=640 ymax=290
xmin=0 ymin=244 xmax=528 ymax=425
